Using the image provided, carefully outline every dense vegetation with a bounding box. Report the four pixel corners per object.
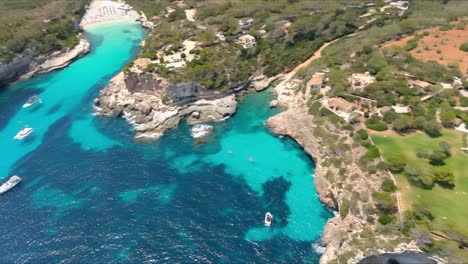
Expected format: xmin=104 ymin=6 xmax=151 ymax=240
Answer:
xmin=300 ymin=0 xmax=468 ymax=262
xmin=131 ymin=0 xmax=369 ymax=90
xmin=0 ymin=0 xmax=88 ymax=63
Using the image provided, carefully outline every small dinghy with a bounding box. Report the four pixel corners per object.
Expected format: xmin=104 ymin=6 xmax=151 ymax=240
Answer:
xmin=264 ymin=212 xmax=273 ymax=227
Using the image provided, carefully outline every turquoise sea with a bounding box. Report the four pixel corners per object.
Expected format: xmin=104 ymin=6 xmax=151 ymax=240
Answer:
xmin=0 ymin=22 xmax=331 ymax=262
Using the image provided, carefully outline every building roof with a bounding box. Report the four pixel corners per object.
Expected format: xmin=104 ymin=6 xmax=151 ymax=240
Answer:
xmin=440 ymin=82 xmax=453 ymax=89
xmin=307 ymin=73 xmax=325 ymax=86
xmin=134 ymin=58 xmax=152 ymax=69
xmin=327 ymin=97 xmax=355 ymax=113
xmin=392 ymin=105 xmax=411 ymax=114
xmin=380 ymin=106 xmax=392 ymax=113
xmin=408 ymin=79 xmax=431 ymax=89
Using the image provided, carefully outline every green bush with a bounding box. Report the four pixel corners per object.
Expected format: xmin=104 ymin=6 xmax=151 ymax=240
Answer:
xmin=381 ymin=179 xmax=397 ymax=192
xmin=433 ymin=167 xmax=455 ymax=187
xmin=460 ymin=42 xmax=468 ymax=52
xmin=340 ymin=198 xmax=351 ymax=219
xmin=356 ymin=129 xmax=369 ymax=140
xmin=378 ymin=213 xmax=394 ymax=225
xmin=365 ymin=118 xmax=388 ymax=131
xmin=364 ymin=145 xmax=381 ymax=159
xmin=386 ymin=156 xmax=406 ymax=173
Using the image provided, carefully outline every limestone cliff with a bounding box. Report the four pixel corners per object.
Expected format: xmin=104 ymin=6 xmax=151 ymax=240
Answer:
xmin=0 ymin=37 xmax=90 ymax=87
xmin=94 ymin=71 xmax=238 ymax=139
xmin=265 ymin=78 xmax=419 ymax=263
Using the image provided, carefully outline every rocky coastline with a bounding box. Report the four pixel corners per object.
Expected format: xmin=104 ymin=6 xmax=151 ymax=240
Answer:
xmin=265 ymin=78 xmax=422 ymax=263
xmin=0 ymin=36 xmax=90 ymax=87
xmin=93 ymin=65 xmax=280 ymax=140
xmin=94 ymin=71 xmax=273 ymax=140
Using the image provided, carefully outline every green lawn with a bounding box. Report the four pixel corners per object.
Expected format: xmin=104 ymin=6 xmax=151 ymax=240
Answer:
xmin=371 ymin=130 xmax=468 ymax=237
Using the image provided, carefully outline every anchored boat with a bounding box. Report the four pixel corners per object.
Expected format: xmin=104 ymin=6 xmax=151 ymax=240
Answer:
xmin=14 ymin=126 xmax=33 ymax=140
xmin=264 ymin=212 xmax=273 ymax=227
xmin=22 ymin=95 xmax=42 ymax=108
xmin=0 ymin=175 xmax=21 ymax=194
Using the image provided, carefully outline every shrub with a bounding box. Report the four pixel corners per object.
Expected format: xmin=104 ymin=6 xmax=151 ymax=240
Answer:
xmin=340 ymin=198 xmax=351 ymax=219
xmin=365 ymin=117 xmax=388 ymax=131
xmin=433 ymin=167 xmax=455 ymax=187
xmin=373 ymin=191 xmax=397 ymax=214
xmin=364 ymin=145 xmax=381 ymax=159
xmin=378 ymin=213 xmax=394 ymax=225
xmin=356 ymin=129 xmax=369 ymax=140
xmin=460 ymin=42 xmax=468 ymax=52
xmin=393 ymin=116 xmax=413 ymax=132
xmin=386 ymin=156 xmax=406 ymax=173
xmin=381 ymin=179 xmax=397 ymax=192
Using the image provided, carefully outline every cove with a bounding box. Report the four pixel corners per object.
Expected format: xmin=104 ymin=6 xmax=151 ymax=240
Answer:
xmin=0 ymin=22 xmax=331 ymax=263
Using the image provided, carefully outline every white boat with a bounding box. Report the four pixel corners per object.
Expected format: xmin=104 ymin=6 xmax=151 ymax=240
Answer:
xmin=264 ymin=212 xmax=273 ymax=227
xmin=0 ymin=175 xmax=21 ymax=194
xmin=14 ymin=126 xmax=33 ymax=140
xmin=22 ymin=95 xmax=42 ymax=108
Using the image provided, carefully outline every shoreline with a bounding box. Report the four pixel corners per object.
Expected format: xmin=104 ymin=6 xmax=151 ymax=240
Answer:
xmin=0 ymin=0 xmax=143 ymax=88
xmin=82 ymin=18 xmax=141 ymax=30
xmin=0 ymin=36 xmax=91 ymax=88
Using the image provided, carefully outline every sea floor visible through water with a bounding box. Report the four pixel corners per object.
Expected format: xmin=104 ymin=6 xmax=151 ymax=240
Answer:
xmin=0 ymin=22 xmax=331 ymax=263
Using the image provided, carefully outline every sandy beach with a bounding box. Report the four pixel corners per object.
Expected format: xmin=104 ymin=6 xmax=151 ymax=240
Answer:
xmin=80 ymin=0 xmax=140 ymax=28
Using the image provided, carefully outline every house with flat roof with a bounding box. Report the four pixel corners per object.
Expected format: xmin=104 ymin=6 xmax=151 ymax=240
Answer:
xmin=392 ymin=104 xmax=411 ymax=114
xmin=408 ymin=79 xmax=432 ymax=89
xmin=349 ymin=72 xmax=375 ymax=92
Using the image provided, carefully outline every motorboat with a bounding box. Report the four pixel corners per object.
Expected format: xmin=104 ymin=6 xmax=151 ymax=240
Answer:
xmin=22 ymin=95 xmax=42 ymax=108
xmin=14 ymin=126 xmax=33 ymax=140
xmin=264 ymin=212 xmax=273 ymax=227
xmin=0 ymin=175 xmax=21 ymax=194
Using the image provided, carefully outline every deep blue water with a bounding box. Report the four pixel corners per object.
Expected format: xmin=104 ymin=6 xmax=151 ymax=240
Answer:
xmin=0 ymin=22 xmax=331 ymax=263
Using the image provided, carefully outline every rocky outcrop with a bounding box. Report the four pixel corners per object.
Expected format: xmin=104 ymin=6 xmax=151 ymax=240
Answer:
xmin=265 ymin=109 xmax=338 ymax=209
xmin=250 ymin=74 xmax=281 ymax=91
xmin=0 ymin=37 xmax=90 ymax=87
xmin=94 ymin=72 xmax=237 ymax=139
xmin=265 ymin=77 xmax=416 ymax=263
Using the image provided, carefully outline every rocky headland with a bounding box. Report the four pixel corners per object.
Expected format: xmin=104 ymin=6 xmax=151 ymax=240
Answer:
xmin=0 ymin=36 xmax=90 ymax=87
xmin=265 ymin=77 xmax=421 ymax=263
xmin=94 ymin=71 xmax=251 ymax=140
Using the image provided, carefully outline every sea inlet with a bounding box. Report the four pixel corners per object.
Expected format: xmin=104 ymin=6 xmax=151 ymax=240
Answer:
xmin=0 ymin=21 xmax=331 ymax=263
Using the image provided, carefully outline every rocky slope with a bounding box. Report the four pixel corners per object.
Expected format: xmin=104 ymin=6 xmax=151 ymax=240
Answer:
xmin=0 ymin=37 xmax=90 ymax=87
xmin=265 ymin=78 xmax=420 ymax=263
xmin=94 ymin=71 xmax=239 ymax=140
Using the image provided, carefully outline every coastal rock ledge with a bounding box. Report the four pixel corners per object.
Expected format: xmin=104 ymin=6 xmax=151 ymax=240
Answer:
xmin=94 ymin=72 xmax=237 ymax=140
xmin=0 ymin=37 xmax=90 ymax=87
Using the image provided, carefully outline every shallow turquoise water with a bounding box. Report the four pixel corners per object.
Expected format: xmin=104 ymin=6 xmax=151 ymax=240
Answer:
xmin=0 ymin=22 xmax=331 ymax=263
xmin=0 ymin=22 xmax=142 ymax=176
